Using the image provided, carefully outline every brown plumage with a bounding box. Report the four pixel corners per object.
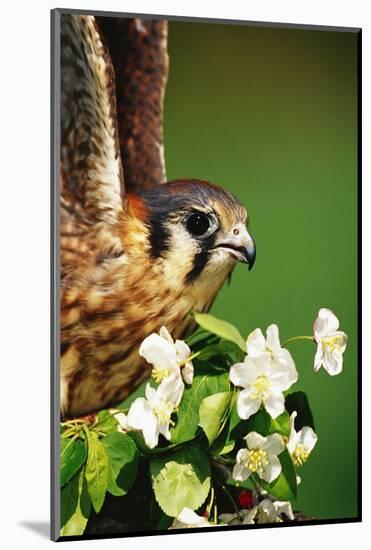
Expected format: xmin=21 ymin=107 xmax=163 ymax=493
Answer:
xmin=60 ymin=14 xmax=256 ymax=418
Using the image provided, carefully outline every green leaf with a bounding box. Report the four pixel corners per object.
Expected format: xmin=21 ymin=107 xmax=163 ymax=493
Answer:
xmin=149 ymin=497 xmax=173 ymax=530
xmin=101 ymin=432 xmax=138 ymax=497
xmin=61 ymin=471 xmax=79 ymax=528
xmin=218 ymin=442 xmax=235 ymax=455
xmin=193 ymin=311 xmax=246 ymax=352
xmin=197 ymin=341 xmax=245 ymax=363
xmin=61 ymin=468 xmax=91 ymax=536
xmin=170 ymin=370 xmax=229 ymax=445
xmin=150 ymin=444 xmax=211 ymax=518
xmin=210 ymin=420 xmax=236 ymax=456
xmin=268 ymin=411 xmax=291 ymax=438
xmin=199 ymin=392 xmax=231 ymax=444
xmin=94 ymin=410 xmax=118 ymax=435
xmin=127 ymin=431 xmax=181 ymax=457
xmin=226 ymin=474 xmax=255 ymax=491
xmin=285 ymin=391 xmax=315 ymax=430
xmin=229 ymin=405 xmax=291 ymax=442
xmin=60 ymin=437 xmax=87 ymax=487
xmin=84 ymin=430 xmax=109 ymax=513
xmin=261 ymin=449 xmax=297 ymax=501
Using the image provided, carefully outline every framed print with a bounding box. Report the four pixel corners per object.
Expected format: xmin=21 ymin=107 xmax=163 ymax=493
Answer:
xmin=51 ymin=8 xmax=361 ymax=541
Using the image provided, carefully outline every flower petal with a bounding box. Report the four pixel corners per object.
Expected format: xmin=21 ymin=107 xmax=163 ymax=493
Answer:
xmin=263 ymin=433 xmax=285 ymax=456
xmin=145 ymin=383 xmax=157 ymax=404
xmin=159 ymin=326 xmax=174 ymax=343
xmin=335 ymin=331 xmax=348 ymax=353
xmin=230 ymin=359 xmax=260 ymax=388
xmin=289 ymin=410 xmax=297 ymax=431
xmin=274 ymin=501 xmax=294 ymax=520
xmin=244 ymin=431 xmax=267 ymax=449
xmin=268 ymin=352 xmax=298 ymax=389
xmin=261 ymin=455 xmax=282 ymax=483
xmin=314 ymin=343 xmax=323 ymax=372
xmin=322 ymin=347 xmax=343 ymax=375
xmin=266 ymin=324 xmax=282 ymax=354
xmin=177 ymin=508 xmax=209 ymax=527
xmin=258 ymin=499 xmax=277 ymax=521
xmin=139 ymin=333 xmax=178 ymax=370
xmin=313 ymin=308 xmax=339 ymax=341
xmin=242 ymin=508 xmax=258 ymax=524
xmin=157 ymin=374 xmax=184 ymax=406
xmin=219 ymin=512 xmax=238 ymax=525
xmin=237 ymin=388 xmax=262 ymax=420
xmin=175 ymin=339 xmax=191 ymax=362
xmin=264 ymin=392 xmax=285 ymax=419
xmin=158 ymin=421 xmax=172 ymax=442
xmin=246 ymin=328 xmax=266 ymax=356
xmin=115 ymin=412 xmax=128 ymax=432
xmin=229 ymin=362 xmax=248 ymax=387
xmin=127 ymin=397 xmax=159 ymax=449
xmin=287 ymin=430 xmax=299 ymax=455
xmin=287 ymin=411 xmax=299 ymax=453
xmin=232 ymin=461 xmax=251 ymax=482
xmin=300 ymin=426 xmax=318 ymax=453
xmin=182 ymin=362 xmax=194 ymax=385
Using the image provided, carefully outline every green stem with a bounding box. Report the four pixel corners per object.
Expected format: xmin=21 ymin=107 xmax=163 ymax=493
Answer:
xmin=206 ymin=486 xmax=215 ymax=515
xmin=110 ymin=408 xmax=129 ymax=415
xmin=216 ymin=478 xmax=241 ymax=522
xmin=213 ymin=501 xmax=218 ymax=524
xmin=179 ymin=351 xmax=201 ymax=366
xmin=61 ymin=418 xmax=87 ymax=427
xmin=81 ymin=424 xmax=91 ymax=444
xmin=282 ymin=335 xmax=314 ymax=346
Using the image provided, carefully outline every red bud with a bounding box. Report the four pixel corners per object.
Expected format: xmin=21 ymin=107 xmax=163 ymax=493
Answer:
xmin=239 ymin=490 xmax=254 ymax=509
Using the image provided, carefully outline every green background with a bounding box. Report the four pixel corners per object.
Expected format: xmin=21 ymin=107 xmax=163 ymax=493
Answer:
xmin=164 ymin=22 xmax=358 ymax=520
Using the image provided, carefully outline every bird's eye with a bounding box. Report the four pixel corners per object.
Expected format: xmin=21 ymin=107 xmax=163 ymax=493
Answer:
xmin=186 ymin=212 xmax=211 ymax=237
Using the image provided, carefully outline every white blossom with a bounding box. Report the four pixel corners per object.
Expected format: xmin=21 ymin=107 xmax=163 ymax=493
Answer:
xmin=219 ymin=509 xmax=256 ymax=525
xmin=170 ymin=508 xmax=213 ymax=529
xmin=232 ymin=432 xmax=284 ymax=483
xmin=287 ymin=411 xmax=318 ymax=467
xmin=313 ymin=308 xmax=347 ymax=375
xmin=247 ymin=324 xmax=297 ymax=375
xmin=220 ymin=499 xmax=294 ymax=525
xmin=252 ymin=499 xmax=294 ymax=523
xmin=230 ymin=347 xmax=297 ymax=420
xmin=139 ymin=326 xmax=194 ymax=384
xmin=108 ymin=408 xmax=128 ymax=433
xmin=127 ymin=375 xmax=184 ymax=449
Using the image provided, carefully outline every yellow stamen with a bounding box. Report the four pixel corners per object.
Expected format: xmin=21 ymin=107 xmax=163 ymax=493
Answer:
xmin=153 ymin=401 xmax=177 ymax=425
xmin=245 ymin=449 xmax=269 ymax=476
xmin=152 ymin=366 xmax=171 ymax=383
xmin=322 ymin=334 xmax=344 ymax=354
xmin=250 ymin=375 xmax=270 ymax=400
xmin=292 ymin=443 xmax=310 ymax=466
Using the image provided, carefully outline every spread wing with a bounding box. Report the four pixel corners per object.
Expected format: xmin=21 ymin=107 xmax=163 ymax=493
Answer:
xmin=97 ymin=16 xmax=168 ymax=190
xmin=61 ymin=14 xmax=125 ymax=226
xmin=61 ymin=14 xmax=168 ymax=217
xmin=60 ymin=14 xmax=169 ymax=277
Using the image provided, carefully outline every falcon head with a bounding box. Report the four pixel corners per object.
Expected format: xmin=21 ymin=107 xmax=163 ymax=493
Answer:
xmin=133 ymin=179 xmax=256 ymax=309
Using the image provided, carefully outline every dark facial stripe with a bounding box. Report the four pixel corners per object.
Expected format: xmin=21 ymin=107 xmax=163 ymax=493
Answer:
xmin=185 ymin=249 xmax=210 ymax=283
xmin=149 ymin=217 xmax=171 ymax=258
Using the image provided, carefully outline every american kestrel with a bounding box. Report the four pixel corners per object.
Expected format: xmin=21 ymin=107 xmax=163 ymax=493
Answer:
xmin=60 ymin=15 xmax=256 ymax=418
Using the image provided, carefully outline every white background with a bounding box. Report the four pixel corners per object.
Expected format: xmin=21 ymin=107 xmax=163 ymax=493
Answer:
xmin=0 ymin=0 xmax=368 ymax=548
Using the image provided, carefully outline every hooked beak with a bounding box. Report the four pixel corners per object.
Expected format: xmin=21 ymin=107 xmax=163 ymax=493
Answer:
xmin=213 ymin=225 xmax=256 ymax=271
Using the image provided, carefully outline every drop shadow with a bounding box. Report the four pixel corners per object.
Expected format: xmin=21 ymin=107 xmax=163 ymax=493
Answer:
xmin=18 ymin=521 xmax=50 ymax=539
